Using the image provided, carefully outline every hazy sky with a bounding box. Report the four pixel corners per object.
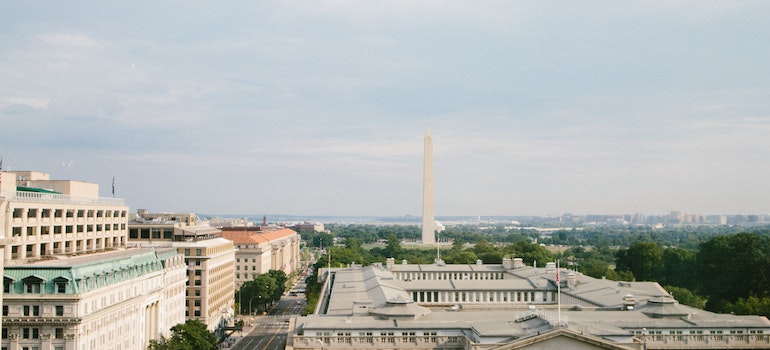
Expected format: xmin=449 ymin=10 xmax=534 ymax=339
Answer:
xmin=2 ymin=2 xmax=769 ymax=217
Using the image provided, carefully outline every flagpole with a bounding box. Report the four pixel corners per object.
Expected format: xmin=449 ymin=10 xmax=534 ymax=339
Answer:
xmin=557 ymin=259 xmax=561 ymax=325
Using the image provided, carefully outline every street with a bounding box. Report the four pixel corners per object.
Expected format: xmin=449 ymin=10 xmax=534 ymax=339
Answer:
xmin=228 ymin=295 xmax=305 ymax=350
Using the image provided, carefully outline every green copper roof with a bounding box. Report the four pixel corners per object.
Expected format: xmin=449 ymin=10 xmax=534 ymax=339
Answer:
xmin=3 ymin=249 xmax=176 ymax=295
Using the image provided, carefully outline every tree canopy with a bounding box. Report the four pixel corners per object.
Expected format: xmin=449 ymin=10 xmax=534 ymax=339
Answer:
xmin=148 ymin=319 xmax=217 ymax=350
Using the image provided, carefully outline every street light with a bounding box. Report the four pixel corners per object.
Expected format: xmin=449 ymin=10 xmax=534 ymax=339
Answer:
xmin=249 ymin=296 xmax=263 ymax=315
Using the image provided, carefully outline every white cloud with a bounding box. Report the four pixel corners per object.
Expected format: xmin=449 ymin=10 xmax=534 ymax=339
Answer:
xmin=39 ymin=33 xmax=98 ymax=48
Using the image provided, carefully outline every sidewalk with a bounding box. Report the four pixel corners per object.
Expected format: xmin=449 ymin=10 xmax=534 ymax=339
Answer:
xmin=220 ymin=315 xmax=257 ymax=348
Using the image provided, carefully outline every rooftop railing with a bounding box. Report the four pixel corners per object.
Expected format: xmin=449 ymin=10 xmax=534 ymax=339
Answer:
xmin=9 ymin=190 xmax=125 ymax=206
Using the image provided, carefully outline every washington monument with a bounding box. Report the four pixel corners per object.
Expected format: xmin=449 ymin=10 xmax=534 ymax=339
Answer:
xmin=422 ymin=129 xmax=435 ymax=244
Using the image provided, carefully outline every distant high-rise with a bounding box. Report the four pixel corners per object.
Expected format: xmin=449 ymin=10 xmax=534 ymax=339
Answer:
xmin=422 ymin=129 xmax=435 ymax=244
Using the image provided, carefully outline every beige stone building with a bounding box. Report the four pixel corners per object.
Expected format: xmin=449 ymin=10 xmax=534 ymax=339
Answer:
xmin=128 ymin=211 xmax=236 ymax=334
xmin=0 ymin=171 xmax=187 ymax=350
xmin=220 ymin=228 xmax=301 ymax=289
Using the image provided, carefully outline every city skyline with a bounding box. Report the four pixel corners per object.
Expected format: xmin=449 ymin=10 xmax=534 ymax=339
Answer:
xmin=2 ymin=2 xmax=770 ymax=217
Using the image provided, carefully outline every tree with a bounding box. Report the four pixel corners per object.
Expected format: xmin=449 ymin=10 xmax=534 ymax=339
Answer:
xmin=267 ymin=269 xmax=288 ymax=302
xmin=660 ymin=248 xmax=696 ymax=289
xmin=384 ymin=234 xmax=403 ymax=258
xmin=615 ymin=242 xmax=663 ymax=281
xmin=696 ymin=233 xmax=770 ymax=312
xmin=148 ymin=319 xmax=217 ymax=350
xmin=504 ymin=241 xmax=554 ymax=266
xmin=665 ymin=286 xmax=706 ymax=309
xmin=727 ymin=295 xmax=770 ymax=317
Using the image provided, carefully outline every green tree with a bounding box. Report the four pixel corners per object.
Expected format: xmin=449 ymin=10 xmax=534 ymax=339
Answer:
xmin=504 ymin=241 xmax=554 ymax=266
xmin=696 ymin=233 xmax=770 ymax=312
xmin=616 ymin=242 xmax=663 ymax=281
xmin=578 ymin=258 xmax=612 ymax=279
xmin=384 ymin=234 xmax=404 ymax=258
xmin=148 ymin=319 xmax=217 ymax=350
xmin=665 ymin=286 xmax=706 ymax=309
xmin=443 ymin=250 xmax=478 ymax=264
xmin=660 ymin=248 xmax=696 ymax=289
xmin=267 ymin=269 xmax=288 ymax=302
xmin=727 ymin=295 xmax=770 ymax=317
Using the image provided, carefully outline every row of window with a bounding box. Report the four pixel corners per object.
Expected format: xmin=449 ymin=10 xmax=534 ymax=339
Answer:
xmin=395 ymin=272 xmax=505 ymax=281
xmin=320 ymin=331 xmax=444 ymax=345
xmin=1 ymin=327 xmax=65 ymax=339
xmin=412 ymin=290 xmax=544 ymax=303
xmin=128 ymin=228 xmax=174 ymax=240
xmin=12 ymin=208 xmax=127 ymax=219
xmin=2 ymin=305 xmax=64 ymax=317
xmin=12 ymin=223 xmax=125 ymax=236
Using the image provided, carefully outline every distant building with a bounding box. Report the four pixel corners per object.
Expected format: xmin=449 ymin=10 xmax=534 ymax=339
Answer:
xmin=291 ymin=222 xmax=325 ymax=233
xmin=220 ymin=227 xmax=301 ymax=289
xmin=128 ymin=210 xmax=236 ymax=335
xmin=288 ymin=258 xmax=770 ymax=350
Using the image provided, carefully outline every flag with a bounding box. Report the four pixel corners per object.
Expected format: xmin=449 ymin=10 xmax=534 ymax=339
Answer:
xmin=112 ymin=176 xmax=115 ymax=197
xmin=556 ymin=260 xmax=560 ymax=284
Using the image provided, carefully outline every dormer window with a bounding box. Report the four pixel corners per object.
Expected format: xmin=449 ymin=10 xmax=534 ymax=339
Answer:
xmin=22 ymin=276 xmax=44 ymax=294
xmin=54 ymin=276 xmax=70 ymax=294
xmin=4 ymin=277 xmax=15 ymax=293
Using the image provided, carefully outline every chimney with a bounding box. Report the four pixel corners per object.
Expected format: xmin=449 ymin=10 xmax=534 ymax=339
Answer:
xmin=386 ymin=258 xmax=395 ymax=270
xmin=502 ymin=258 xmax=513 ymax=270
xmin=567 ymin=272 xmax=577 ymax=289
xmin=513 ymin=258 xmax=525 ymax=269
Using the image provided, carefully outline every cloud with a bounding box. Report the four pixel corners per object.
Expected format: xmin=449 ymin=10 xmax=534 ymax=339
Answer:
xmin=39 ymin=33 xmax=98 ymax=48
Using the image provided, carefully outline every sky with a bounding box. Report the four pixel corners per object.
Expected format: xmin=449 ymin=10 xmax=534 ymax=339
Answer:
xmin=1 ymin=1 xmax=770 ymax=217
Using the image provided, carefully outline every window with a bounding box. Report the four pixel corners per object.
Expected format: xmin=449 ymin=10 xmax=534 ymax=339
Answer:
xmin=13 ymin=208 xmax=24 ymax=218
xmin=25 ymin=283 xmax=41 ymax=293
xmin=2 ymin=306 xmax=7 ymax=316
xmin=22 ymin=328 xmax=39 ymax=339
xmin=2 ymin=327 xmax=7 ymax=339
xmin=56 ymin=305 xmax=64 ymax=316
xmin=23 ymin=305 xmax=40 ymax=316
xmin=196 ymin=249 xmax=202 ymax=256
xmin=55 ymin=328 xmax=64 ymax=339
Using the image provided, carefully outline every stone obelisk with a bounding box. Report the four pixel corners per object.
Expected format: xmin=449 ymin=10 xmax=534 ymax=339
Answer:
xmin=422 ymin=129 xmax=435 ymax=244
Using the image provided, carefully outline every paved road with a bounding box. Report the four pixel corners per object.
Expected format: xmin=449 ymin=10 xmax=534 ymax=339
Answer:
xmin=230 ymin=295 xmax=305 ymax=350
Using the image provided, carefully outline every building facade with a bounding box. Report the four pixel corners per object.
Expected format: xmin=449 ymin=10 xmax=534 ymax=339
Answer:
xmin=2 ymin=249 xmax=186 ymax=350
xmin=128 ymin=211 xmax=236 ymax=334
xmin=220 ymin=228 xmax=301 ymax=289
xmin=0 ymin=171 xmax=187 ymax=350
